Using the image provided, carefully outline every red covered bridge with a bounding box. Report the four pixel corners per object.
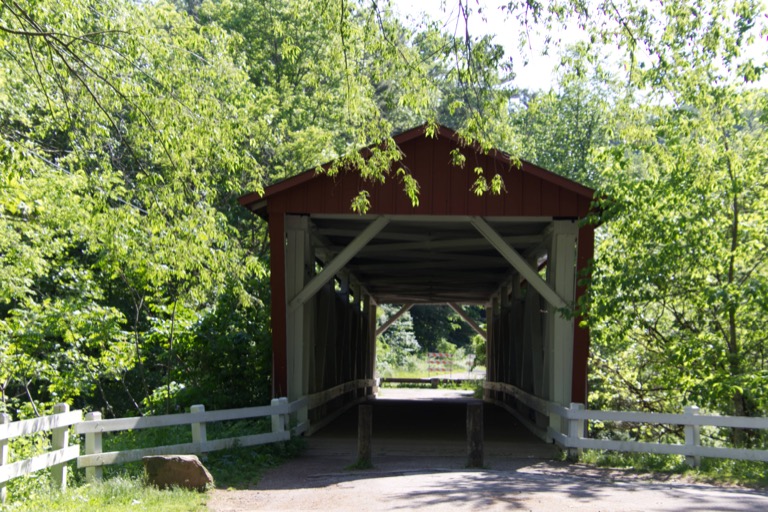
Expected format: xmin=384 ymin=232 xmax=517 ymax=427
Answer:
xmin=239 ymin=124 xmax=594 ymax=439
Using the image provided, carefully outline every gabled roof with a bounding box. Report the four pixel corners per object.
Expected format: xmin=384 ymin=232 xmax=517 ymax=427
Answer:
xmin=238 ymin=124 xmax=594 ymax=220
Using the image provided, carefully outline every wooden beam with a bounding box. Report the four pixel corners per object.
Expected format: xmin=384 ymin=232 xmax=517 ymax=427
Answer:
xmin=448 ymin=303 xmax=487 ymax=340
xmin=350 ymin=235 xmax=543 ymax=256
xmin=316 ymin=228 xmax=428 ymax=242
xmin=288 ymin=216 xmax=389 ymax=311
xmin=375 ymin=304 xmax=413 ymax=337
xmin=470 ymin=217 xmax=566 ymax=309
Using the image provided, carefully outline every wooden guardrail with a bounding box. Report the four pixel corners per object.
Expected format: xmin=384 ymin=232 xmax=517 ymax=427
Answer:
xmin=304 ymin=379 xmax=376 ymax=435
xmin=380 ymin=377 xmax=482 ymax=388
xmin=486 ymin=380 xmax=768 ymax=467
xmin=0 ymin=404 xmax=81 ymax=503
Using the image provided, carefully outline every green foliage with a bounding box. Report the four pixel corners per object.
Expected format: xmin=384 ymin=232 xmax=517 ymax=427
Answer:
xmin=470 ymin=334 xmax=486 ymax=370
xmin=375 ymin=304 xmax=420 ymax=377
xmin=206 ymin=438 xmax=306 ymax=489
xmin=578 ymin=450 xmax=768 ymax=488
xmin=589 ymin=84 xmax=768 ymax=425
xmin=579 ymin=450 xmax=689 ymax=473
xmin=511 ymin=45 xmax=615 ymax=187
xmin=410 ymin=305 xmax=484 ymax=352
xmin=0 ymin=0 xmax=270 ymax=416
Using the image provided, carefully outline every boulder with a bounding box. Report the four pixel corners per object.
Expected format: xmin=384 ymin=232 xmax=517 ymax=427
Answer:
xmin=143 ymin=454 xmax=214 ymax=491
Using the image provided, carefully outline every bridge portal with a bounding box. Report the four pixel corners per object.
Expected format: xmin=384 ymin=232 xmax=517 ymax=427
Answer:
xmin=239 ymin=124 xmax=595 ymax=440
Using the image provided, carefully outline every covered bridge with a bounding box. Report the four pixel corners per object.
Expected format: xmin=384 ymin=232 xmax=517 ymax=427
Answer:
xmin=239 ymin=124 xmax=595 ymax=438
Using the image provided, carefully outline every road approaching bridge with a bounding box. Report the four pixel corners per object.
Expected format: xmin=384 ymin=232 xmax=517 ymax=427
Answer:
xmin=208 ymin=390 xmax=768 ymax=511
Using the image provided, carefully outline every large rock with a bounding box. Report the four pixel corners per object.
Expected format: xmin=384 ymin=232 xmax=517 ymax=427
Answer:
xmin=143 ymin=454 xmax=214 ymax=491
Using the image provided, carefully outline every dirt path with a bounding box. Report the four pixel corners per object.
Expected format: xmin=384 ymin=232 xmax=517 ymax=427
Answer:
xmin=207 ymin=392 xmax=768 ymax=511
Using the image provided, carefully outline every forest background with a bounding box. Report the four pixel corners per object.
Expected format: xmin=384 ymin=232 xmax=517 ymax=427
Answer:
xmin=1 ymin=0 xmax=767 ymax=452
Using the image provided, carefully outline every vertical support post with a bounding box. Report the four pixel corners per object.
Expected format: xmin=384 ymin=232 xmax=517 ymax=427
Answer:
xmin=466 ymin=402 xmax=484 ymax=468
xmin=567 ymin=403 xmax=584 ymax=460
xmin=190 ymin=404 xmax=207 ymax=452
xmin=684 ymin=405 xmax=701 ymax=468
xmin=0 ymin=413 xmax=10 ymax=504
xmin=285 ymin=215 xmax=312 ymax=427
xmin=50 ymin=403 xmax=69 ymax=492
xmin=357 ymin=405 xmax=372 ymax=468
xmin=547 ymin=221 xmax=578 ymax=436
xmin=84 ymin=411 xmax=103 ymax=483
xmin=269 ymin=213 xmax=288 ymax=397
xmin=483 ymin=301 xmax=492 ymax=400
xmin=367 ymin=299 xmax=378 ymax=396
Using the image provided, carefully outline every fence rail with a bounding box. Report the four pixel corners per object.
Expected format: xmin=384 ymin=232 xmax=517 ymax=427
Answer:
xmin=486 ymin=380 xmax=768 ymax=467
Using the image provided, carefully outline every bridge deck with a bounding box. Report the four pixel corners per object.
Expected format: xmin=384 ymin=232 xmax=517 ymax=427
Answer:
xmin=308 ymin=388 xmax=558 ymax=463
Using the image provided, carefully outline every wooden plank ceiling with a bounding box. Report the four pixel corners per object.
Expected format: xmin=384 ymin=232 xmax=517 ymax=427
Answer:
xmin=310 ymin=215 xmax=550 ymax=305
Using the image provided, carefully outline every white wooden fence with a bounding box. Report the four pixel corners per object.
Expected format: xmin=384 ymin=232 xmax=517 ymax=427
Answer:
xmin=0 ymin=404 xmax=81 ymax=503
xmin=485 ymin=380 xmax=768 ymax=467
xmin=8 ymin=379 xmax=768 ymax=504
xmin=0 ymin=397 xmax=303 ymax=503
xmin=0 ymin=377 xmax=376 ymax=504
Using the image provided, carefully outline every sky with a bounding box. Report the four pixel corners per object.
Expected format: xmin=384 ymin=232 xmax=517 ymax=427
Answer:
xmin=389 ymin=0 xmax=588 ymax=91
xmin=390 ymin=0 xmax=768 ymax=92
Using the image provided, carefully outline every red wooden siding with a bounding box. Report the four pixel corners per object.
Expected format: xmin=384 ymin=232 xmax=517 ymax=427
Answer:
xmin=256 ymin=135 xmax=592 ymax=218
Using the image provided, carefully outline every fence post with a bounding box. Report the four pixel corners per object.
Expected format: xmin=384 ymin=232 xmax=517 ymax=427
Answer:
xmin=50 ymin=403 xmax=69 ymax=492
xmin=684 ymin=405 xmax=701 ymax=468
xmin=567 ymin=403 xmax=585 ymax=460
xmin=1 ymin=412 xmax=9 ymax=504
xmin=190 ymin=405 xmax=207 ymax=453
xmin=271 ymin=398 xmax=286 ymax=435
xmin=84 ymin=411 xmax=103 ymax=483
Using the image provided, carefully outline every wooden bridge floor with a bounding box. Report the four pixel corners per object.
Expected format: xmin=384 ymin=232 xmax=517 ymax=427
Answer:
xmin=309 ymin=388 xmax=558 ymax=461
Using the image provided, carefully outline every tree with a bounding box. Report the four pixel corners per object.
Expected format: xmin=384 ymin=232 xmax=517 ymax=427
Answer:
xmin=0 ymin=0 xmax=269 ymax=416
xmin=577 ymin=0 xmax=768 ymax=442
xmin=511 ymin=44 xmax=615 ymax=187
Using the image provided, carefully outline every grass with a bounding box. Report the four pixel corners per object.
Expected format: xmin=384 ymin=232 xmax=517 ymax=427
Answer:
xmin=0 ymin=476 xmax=207 ymax=512
xmin=577 ymin=450 xmax=768 ymax=488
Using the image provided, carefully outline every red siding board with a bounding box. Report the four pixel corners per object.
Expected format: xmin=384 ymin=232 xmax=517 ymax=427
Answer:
xmin=432 ymin=138 xmax=450 ymax=215
xmin=448 ymin=146 xmax=469 ymax=215
xmin=383 ymin=165 xmax=397 ymax=213
xmin=559 ymin=190 xmax=578 ymax=217
xmin=577 ymin=195 xmax=592 ymax=218
xmin=503 ymin=165 xmax=523 ymax=216
xmin=540 ymin=180 xmax=560 ymax=217
xmin=571 ymin=224 xmax=595 ymax=403
xmin=485 ymin=155 xmax=506 ymax=217
xmin=521 ymin=173 xmax=541 ymax=215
